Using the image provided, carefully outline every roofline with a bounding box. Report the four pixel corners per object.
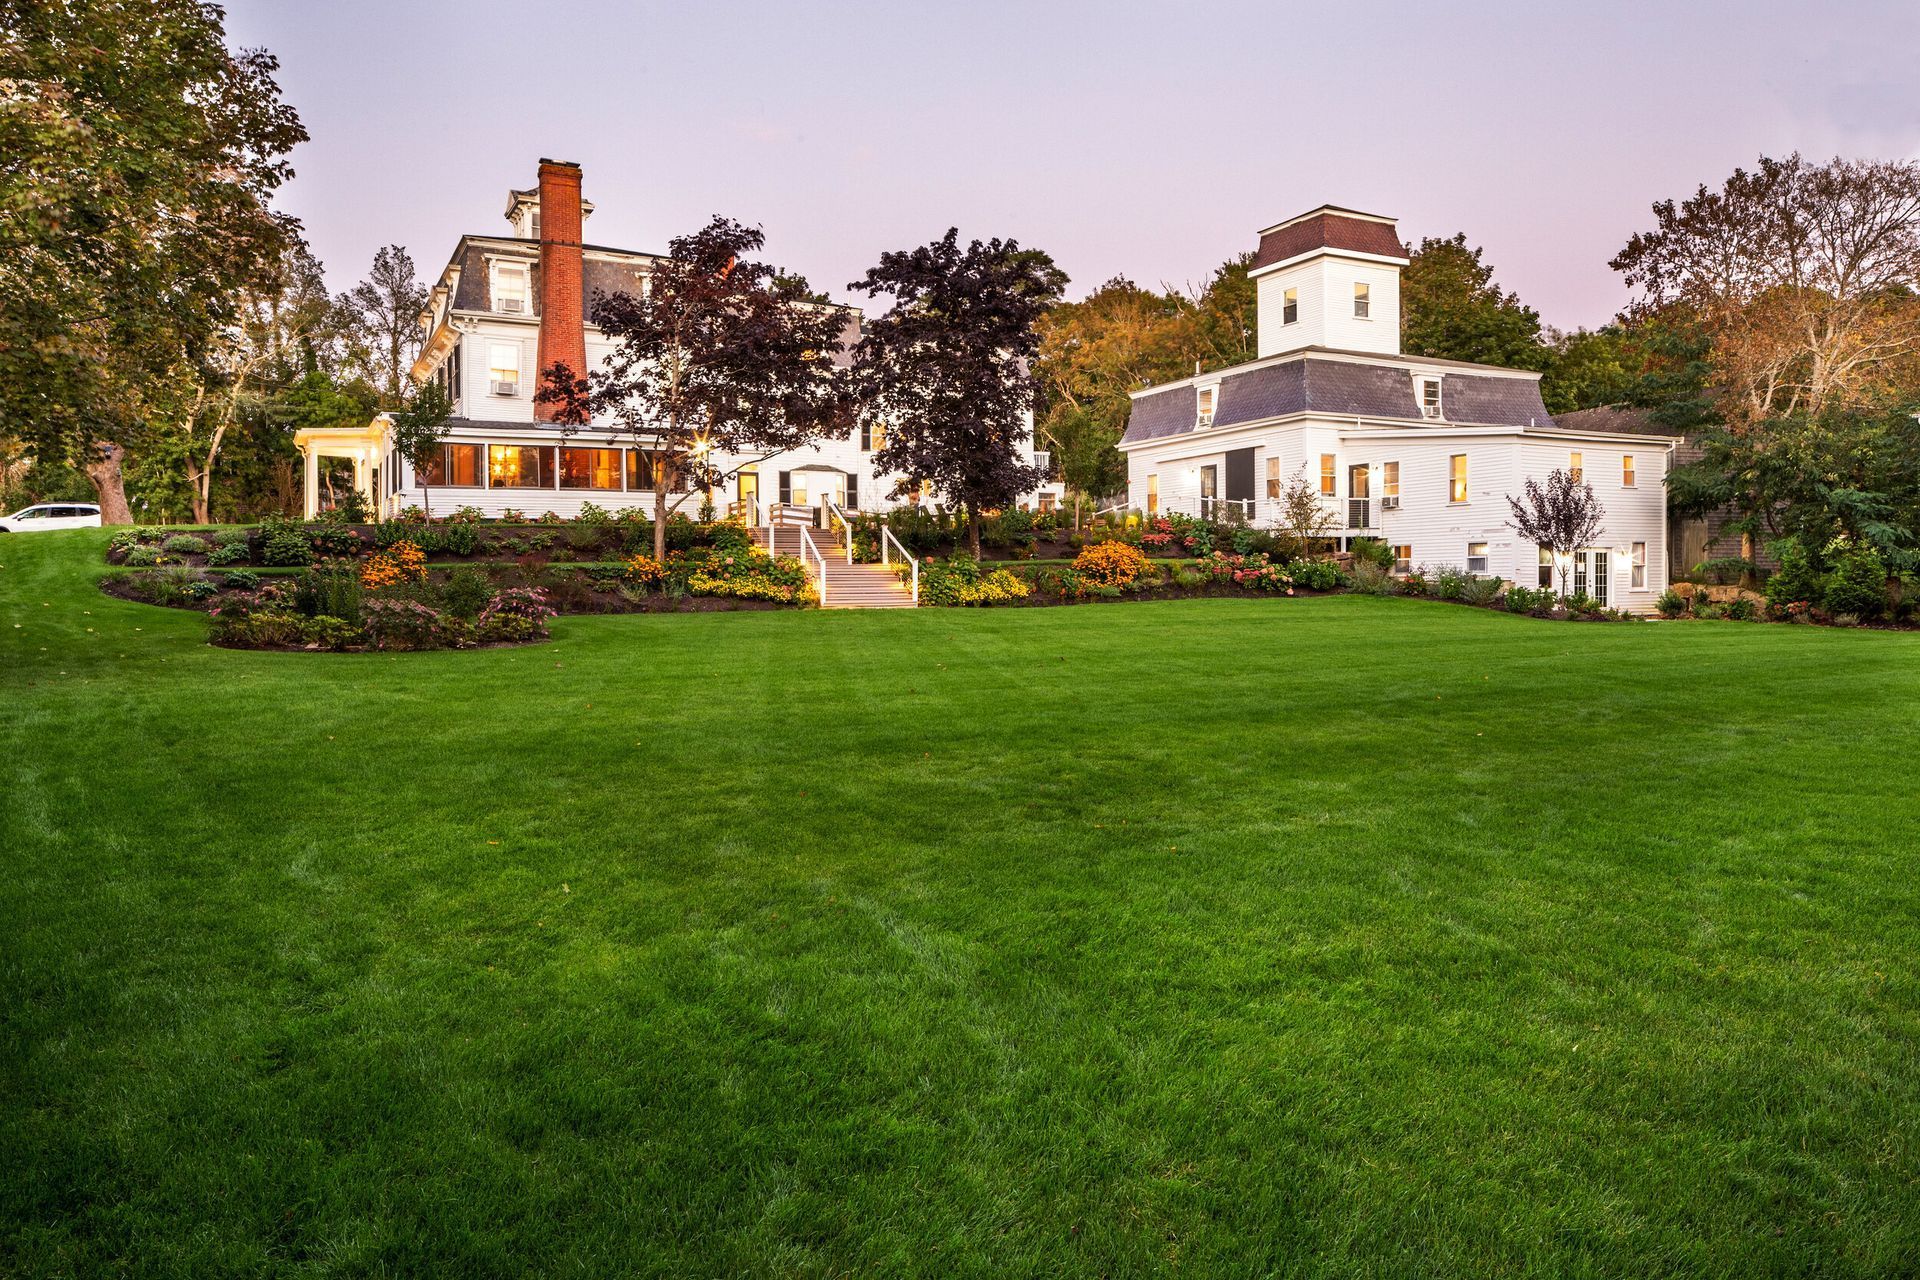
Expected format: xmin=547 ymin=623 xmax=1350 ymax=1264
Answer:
xmin=1128 ymin=346 xmax=1544 ymax=400
xmin=1248 ymin=246 xmax=1410 ymax=278
xmin=1119 ymin=415 xmax=1685 ymax=451
xmin=1258 ymin=204 xmax=1397 ymax=236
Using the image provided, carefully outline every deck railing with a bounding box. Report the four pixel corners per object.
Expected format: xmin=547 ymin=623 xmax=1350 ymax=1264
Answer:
xmin=880 ymin=525 xmax=919 ymax=605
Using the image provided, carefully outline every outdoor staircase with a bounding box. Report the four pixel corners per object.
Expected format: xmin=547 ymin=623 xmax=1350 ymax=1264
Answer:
xmin=752 ymin=524 xmax=918 ymax=609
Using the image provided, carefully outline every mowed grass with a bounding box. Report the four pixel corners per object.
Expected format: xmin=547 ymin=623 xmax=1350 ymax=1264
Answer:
xmin=3 ymin=531 xmax=1918 ymax=1278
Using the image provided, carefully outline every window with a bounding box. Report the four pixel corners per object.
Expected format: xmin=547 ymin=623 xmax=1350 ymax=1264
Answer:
xmin=1393 ymin=544 xmax=1412 ymax=574
xmin=1538 ymin=546 xmax=1554 ymax=588
xmin=1319 ymin=454 xmax=1336 ymax=496
xmin=1147 ymin=473 xmax=1159 ymax=513
xmin=560 ymin=447 xmax=622 ymax=490
xmin=1421 ymin=379 xmax=1443 ymax=419
xmin=860 ymin=421 xmax=886 ymax=452
xmin=487 ymin=444 xmax=553 ymax=488
xmin=488 ymin=343 xmax=521 ymax=396
xmin=1382 ymin=461 xmax=1400 ymax=500
xmin=493 ymin=263 xmax=529 ymax=315
xmin=1197 ymin=386 xmax=1216 ymax=424
xmin=1198 ymin=465 xmax=1217 ymax=500
xmin=1265 ymin=456 xmax=1281 ymax=499
xmin=1038 ymin=492 xmax=1056 ymax=514
xmin=1282 ymin=287 xmax=1298 ymax=325
xmin=1354 ymin=282 xmax=1370 ymax=319
xmin=1467 ymin=542 xmax=1489 ymax=573
xmin=1632 ymin=541 xmax=1647 ymax=589
xmin=626 ymin=451 xmax=655 ymax=491
xmin=1569 ymin=451 xmax=1583 ymax=482
xmin=1449 ymin=454 xmax=1468 ymax=503
xmin=418 ymin=443 xmax=482 ymax=486
xmin=1622 ymin=454 xmax=1636 ymax=486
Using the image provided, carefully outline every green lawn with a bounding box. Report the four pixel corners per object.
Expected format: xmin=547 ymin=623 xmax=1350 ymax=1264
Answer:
xmin=4 ymin=530 xmax=1918 ymax=1277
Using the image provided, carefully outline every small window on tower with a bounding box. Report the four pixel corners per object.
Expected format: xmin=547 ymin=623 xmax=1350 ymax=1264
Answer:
xmin=1354 ymin=282 xmax=1371 ymax=319
xmin=1421 ymin=379 xmax=1443 ymax=419
xmin=1283 ymin=287 xmax=1299 ymax=325
xmin=1197 ymin=386 xmax=1215 ymax=424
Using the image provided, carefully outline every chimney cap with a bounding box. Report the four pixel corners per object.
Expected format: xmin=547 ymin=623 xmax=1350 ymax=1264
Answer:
xmin=538 ymin=157 xmax=582 ymax=170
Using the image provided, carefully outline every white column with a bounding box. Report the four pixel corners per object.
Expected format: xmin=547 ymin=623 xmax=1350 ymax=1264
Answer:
xmin=303 ymin=447 xmax=319 ymax=520
xmin=353 ymin=451 xmax=372 ymax=517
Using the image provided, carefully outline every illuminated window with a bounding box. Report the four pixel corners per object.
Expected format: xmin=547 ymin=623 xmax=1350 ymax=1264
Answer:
xmin=1147 ymin=474 xmax=1159 ymax=513
xmin=487 ymin=444 xmax=553 ymax=489
xmin=418 ymin=443 xmax=483 ymax=487
xmin=1632 ymin=541 xmax=1647 ymax=589
xmin=1265 ymin=456 xmax=1281 ymax=499
xmin=1393 ymin=544 xmax=1412 ymax=574
xmin=1623 ymin=454 xmax=1636 ymax=486
xmin=1354 ymin=282 xmax=1371 ymax=318
xmin=860 ymin=421 xmax=886 ymax=451
xmin=1449 ymin=454 xmax=1468 ymax=503
xmin=1320 ymin=454 xmax=1336 ymax=496
xmin=493 ymin=263 xmax=529 ymax=314
xmin=1467 ymin=542 xmax=1489 ymax=573
xmin=626 ymin=451 xmax=654 ymax=491
xmin=1038 ymin=492 xmax=1056 ymax=513
xmin=488 ymin=343 xmax=521 ymax=396
xmin=1421 ymin=378 xmax=1442 ymax=418
xmin=1382 ymin=461 xmax=1400 ymax=499
xmin=560 ymin=447 xmax=622 ymax=490
xmin=1197 ymin=386 xmax=1216 ymax=423
xmin=1282 ymin=287 xmax=1298 ymax=325
xmin=1538 ymin=546 xmax=1554 ymax=588
xmin=1569 ymin=451 xmax=1583 ymax=482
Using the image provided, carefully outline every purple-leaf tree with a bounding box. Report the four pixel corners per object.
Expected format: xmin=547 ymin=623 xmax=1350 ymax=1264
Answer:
xmin=534 ymin=216 xmax=855 ymax=562
xmin=848 ymin=229 xmax=1067 ymax=558
xmin=1506 ymin=467 xmax=1606 ymax=597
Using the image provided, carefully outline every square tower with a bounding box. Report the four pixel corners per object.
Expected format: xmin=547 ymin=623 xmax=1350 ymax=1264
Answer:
xmin=1251 ymin=206 xmax=1408 ymax=358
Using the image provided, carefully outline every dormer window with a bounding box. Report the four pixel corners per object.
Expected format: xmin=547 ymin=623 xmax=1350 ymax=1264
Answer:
xmin=530 ymin=209 xmax=541 ymax=241
xmin=1196 ymin=385 xmax=1216 ymax=426
xmin=1354 ymin=282 xmax=1371 ymax=319
xmin=1420 ymin=378 xmax=1442 ymax=419
xmin=1282 ymin=287 xmax=1299 ymax=325
xmin=493 ymin=262 xmax=530 ymax=315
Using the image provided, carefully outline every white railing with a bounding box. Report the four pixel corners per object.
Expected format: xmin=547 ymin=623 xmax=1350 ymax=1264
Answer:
xmin=796 ymin=524 xmax=828 ymax=607
xmin=823 ymin=497 xmax=855 ymax=564
xmin=880 ymin=524 xmax=919 ymax=605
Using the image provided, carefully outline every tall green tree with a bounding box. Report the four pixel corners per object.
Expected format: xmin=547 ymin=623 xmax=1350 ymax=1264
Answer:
xmin=1400 ymin=234 xmax=1549 ymax=370
xmin=0 ymin=0 xmax=307 ymax=522
xmin=341 ymin=245 xmax=429 ymax=406
xmin=850 ymin=229 xmax=1067 ymax=557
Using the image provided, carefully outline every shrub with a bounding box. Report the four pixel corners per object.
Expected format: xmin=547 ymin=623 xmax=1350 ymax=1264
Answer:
xmin=1173 ymin=569 xmax=1206 ymax=589
xmin=124 ymin=545 xmax=162 ymax=567
xmin=1764 ymin=536 xmax=1823 ymax=614
xmin=624 ymin=554 xmax=665 ymax=587
xmin=1432 ymin=565 xmax=1471 ymax=600
xmin=574 ymin=501 xmax=612 ymax=525
xmin=162 ymin=533 xmax=210 ymax=556
xmin=361 ymin=540 xmax=427 ymax=590
xmin=206 ymin=541 xmax=250 ymax=566
xmin=1655 ymin=587 xmax=1687 ymax=618
xmin=1505 ymin=585 xmax=1541 ymax=614
xmin=1693 ymin=556 xmax=1753 ymax=585
xmin=564 ymin=523 xmax=606 ymax=555
xmin=305 ymin=518 xmax=362 ymax=557
xmin=149 ymin=565 xmax=204 ymax=605
xmin=1074 ymin=540 xmax=1151 ymax=587
xmin=1822 ymin=538 xmax=1888 ymax=619
xmin=218 ymin=569 xmax=262 ymax=591
xmin=260 ymin=518 xmax=314 ymax=567
xmin=1230 ymin=525 xmax=1275 ymax=557
xmin=1400 ymin=566 xmax=1428 ymax=596
xmin=296 ymin=558 xmax=363 ymax=624
xmin=441 ymin=566 xmax=493 ymax=619
xmin=1461 ymin=577 xmax=1503 ymax=607
xmin=212 ymin=527 xmax=251 ymax=548
xmin=1348 ymin=562 xmax=1395 ymax=595
xmin=1289 ymin=557 xmax=1344 ymax=592
xmin=1564 ymin=592 xmax=1606 ymax=619
xmin=447 ymin=506 xmax=485 ymax=524
xmin=1724 ymin=596 xmax=1758 ymax=621
xmin=479 ymin=587 xmax=557 ymax=637
xmin=364 ymin=598 xmax=459 ymax=650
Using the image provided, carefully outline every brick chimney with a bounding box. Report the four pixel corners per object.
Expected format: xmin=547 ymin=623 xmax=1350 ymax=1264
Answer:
xmin=533 ymin=159 xmax=586 ymax=421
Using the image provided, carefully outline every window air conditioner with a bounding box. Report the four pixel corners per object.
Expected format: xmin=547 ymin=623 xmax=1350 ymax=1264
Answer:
xmin=1197 ymin=412 xmax=1214 ymax=427
xmin=491 ymin=380 xmax=519 ymax=396
xmin=500 ymin=298 xmax=524 ymax=314
xmin=1423 ymin=405 xmax=1441 ymax=419
xmin=1381 ymin=496 xmax=1400 ymax=510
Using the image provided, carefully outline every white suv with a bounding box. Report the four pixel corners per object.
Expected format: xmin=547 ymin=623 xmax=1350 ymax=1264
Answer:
xmin=0 ymin=503 xmax=103 ymax=532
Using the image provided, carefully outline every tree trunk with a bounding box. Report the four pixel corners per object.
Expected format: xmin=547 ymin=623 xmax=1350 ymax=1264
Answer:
xmin=1740 ymin=528 xmax=1757 ymax=588
xmin=84 ymin=439 xmax=134 ymax=524
xmin=968 ymin=508 xmax=981 ymax=560
xmin=654 ymin=461 xmax=669 ymax=562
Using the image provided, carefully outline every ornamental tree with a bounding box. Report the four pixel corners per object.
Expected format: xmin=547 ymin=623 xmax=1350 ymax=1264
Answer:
xmin=1506 ymin=467 xmax=1606 ymax=596
xmin=849 ymin=229 xmax=1067 ymax=558
xmin=388 ymin=380 xmax=453 ymax=519
xmin=535 ymin=217 xmax=854 ymax=561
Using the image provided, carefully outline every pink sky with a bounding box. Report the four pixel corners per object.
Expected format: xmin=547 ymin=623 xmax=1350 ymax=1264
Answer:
xmin=226 ymin=0 xmax=1920 ymax=332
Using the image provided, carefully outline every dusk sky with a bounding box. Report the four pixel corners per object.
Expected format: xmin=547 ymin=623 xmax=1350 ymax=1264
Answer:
xmin=226 ymin=0 xmax=1920 ymax=332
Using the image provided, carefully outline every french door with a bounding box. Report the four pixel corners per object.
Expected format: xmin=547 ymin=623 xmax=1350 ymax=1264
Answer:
xmin=1572 ymin=549 xmax=1609 ymax=604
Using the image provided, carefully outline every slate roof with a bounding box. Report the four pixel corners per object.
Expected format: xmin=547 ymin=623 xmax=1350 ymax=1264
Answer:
xmin=1254 ymin=210 xmax=1407 ymax=269
xmin=1120 ymin=350 xmax=1557 ymax=445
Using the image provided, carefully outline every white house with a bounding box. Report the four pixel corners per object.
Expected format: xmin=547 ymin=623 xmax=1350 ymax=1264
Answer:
xmin=298 ymin=160 xmax=1063 ymax=527
xmin=1119 ymin=206 xmax=1677 ymax=610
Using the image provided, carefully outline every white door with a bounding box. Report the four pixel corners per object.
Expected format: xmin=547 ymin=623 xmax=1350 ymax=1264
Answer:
xmin=1572 ymin=549 xmax=1610 ymax=604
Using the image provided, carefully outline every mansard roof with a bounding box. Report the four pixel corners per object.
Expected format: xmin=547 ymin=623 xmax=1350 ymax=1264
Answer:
xmin=1120 ymin=347 xmax=1555 ymax=445
xmin=1253 ymin=207 xmax=1408 ymax=270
